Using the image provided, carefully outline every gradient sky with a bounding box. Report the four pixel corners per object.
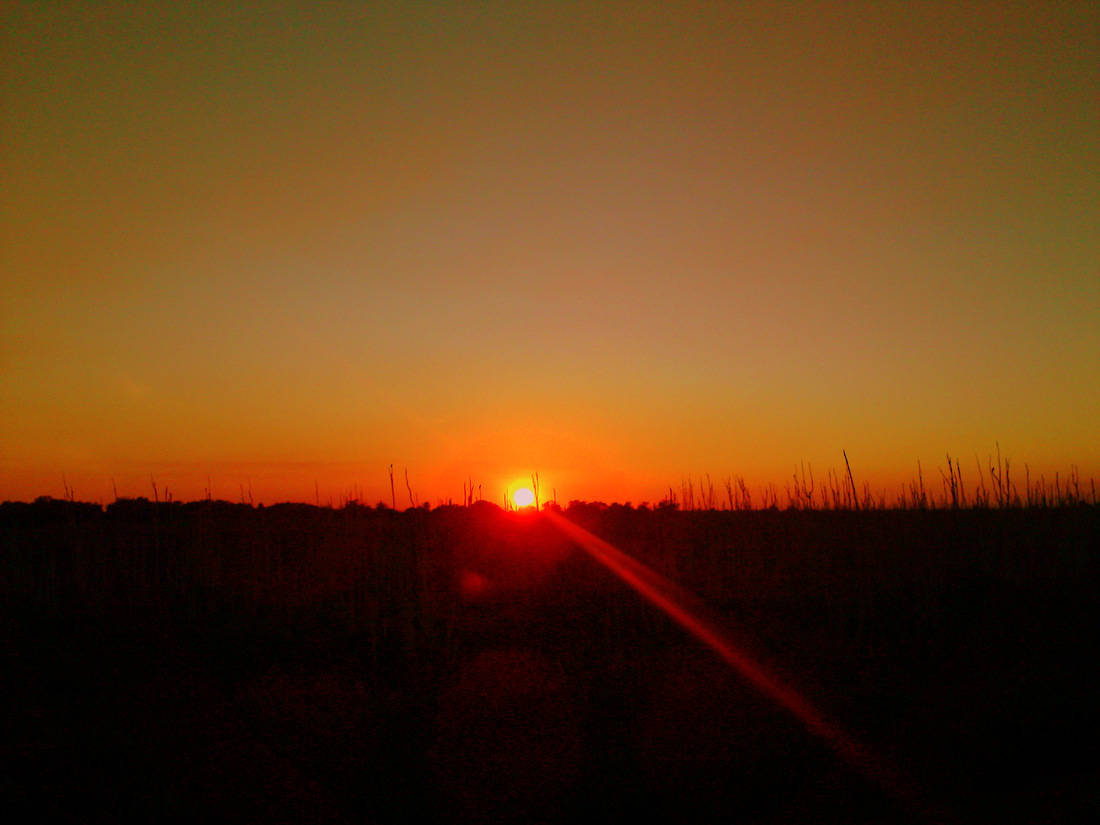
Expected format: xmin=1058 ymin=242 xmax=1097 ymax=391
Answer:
xmin=3 ymin=1 xmax=1098 ymax=505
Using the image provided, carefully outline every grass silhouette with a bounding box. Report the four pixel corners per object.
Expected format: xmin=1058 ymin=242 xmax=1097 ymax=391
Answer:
xmin=3 ymin=455 xmax=1098 ymax=823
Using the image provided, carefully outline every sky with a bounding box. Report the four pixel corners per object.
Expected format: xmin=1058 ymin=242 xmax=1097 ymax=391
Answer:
xmin=2 ymin=1 xmax=1098 ymax=506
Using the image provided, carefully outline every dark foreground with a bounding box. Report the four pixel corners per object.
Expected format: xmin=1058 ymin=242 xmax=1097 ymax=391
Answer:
xmin=3 ymin=499 xmax=1099 ymax=823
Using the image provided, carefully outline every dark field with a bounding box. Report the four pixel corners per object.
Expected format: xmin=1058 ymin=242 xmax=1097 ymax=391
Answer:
xmin=3 ymin=498 xmax=1099 ymax=823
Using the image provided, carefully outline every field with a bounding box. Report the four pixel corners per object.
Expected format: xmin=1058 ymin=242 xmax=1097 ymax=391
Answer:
xmin=3 ymin=496 xmax=1099 ymax=823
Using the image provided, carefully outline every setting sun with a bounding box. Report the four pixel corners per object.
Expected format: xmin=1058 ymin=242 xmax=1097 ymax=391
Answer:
xmin=512 ymin=487 xmax=535 ymax=508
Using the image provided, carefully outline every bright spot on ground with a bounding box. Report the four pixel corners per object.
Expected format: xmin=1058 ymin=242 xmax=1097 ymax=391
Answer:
xmin=513 ymin=487 xmax=535 ymax=508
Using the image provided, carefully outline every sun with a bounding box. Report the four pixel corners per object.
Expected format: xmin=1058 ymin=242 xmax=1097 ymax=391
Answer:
xmin=512 ymin=487 xmax=535 ymax=508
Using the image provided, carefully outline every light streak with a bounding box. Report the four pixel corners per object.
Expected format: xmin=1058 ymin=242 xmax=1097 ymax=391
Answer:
xmin=545 ymin=510 xmax=946 ymax=823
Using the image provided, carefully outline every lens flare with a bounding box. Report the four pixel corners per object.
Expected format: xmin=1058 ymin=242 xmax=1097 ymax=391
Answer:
xmin=544 ymin=510 xmax=936 ymax=821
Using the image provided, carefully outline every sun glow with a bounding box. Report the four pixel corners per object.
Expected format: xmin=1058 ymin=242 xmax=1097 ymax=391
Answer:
xmin=512 ymin=487 xmax=535 ymax=508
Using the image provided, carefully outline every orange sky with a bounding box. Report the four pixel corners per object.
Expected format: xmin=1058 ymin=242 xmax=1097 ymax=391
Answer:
xmin=3 ymin=1 xmax=1098 ymax=505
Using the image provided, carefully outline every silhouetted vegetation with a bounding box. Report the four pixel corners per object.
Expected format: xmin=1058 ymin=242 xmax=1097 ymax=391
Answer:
xmin=3 ymin=490 xmax=1098 ymax=823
